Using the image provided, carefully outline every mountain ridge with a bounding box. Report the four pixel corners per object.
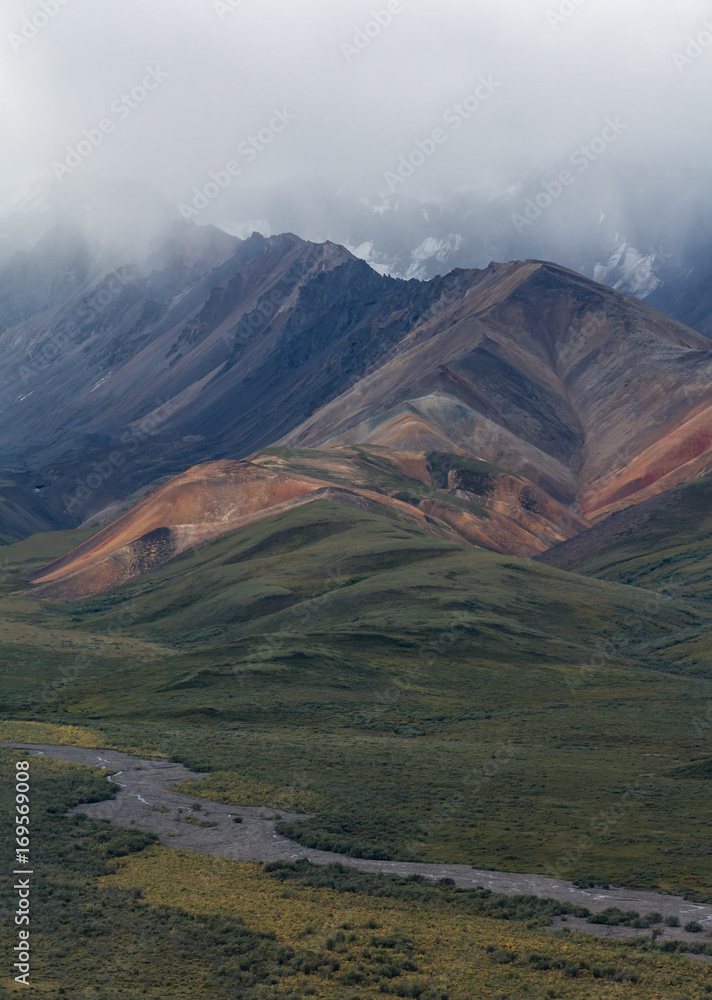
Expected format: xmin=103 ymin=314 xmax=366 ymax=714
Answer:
xmin=280 ymin=257 xmax=712 ymax=520
xmin=2 ymin=224 xmax=711 ymax=587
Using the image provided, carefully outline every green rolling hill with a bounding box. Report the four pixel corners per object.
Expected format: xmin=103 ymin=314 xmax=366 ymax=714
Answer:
xmin=2 ymin=496 xmax=712 ymax=894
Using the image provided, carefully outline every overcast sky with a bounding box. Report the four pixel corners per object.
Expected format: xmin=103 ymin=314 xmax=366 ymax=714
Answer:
xmin=2 ymin=0 xmax=711 ymax=265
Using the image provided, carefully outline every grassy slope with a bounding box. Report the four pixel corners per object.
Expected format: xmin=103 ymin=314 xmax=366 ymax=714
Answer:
xmin=257 ymin=444 xmax=492 ymax=518
xmin=539 ymin=477 xmax=712 ymax=671
xmin=540 ymin=478 xmax=712 ymax=601
xmin=1 ymin=501 xmax=712 ymax=894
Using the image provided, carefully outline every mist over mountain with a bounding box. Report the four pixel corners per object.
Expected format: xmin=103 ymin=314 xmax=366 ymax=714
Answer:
xmin=2 ymin=0 xmax=711 ymax=316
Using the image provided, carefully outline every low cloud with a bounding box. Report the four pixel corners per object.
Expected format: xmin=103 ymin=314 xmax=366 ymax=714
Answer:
xmin=1 ymin=0 xmax=710 ymax=269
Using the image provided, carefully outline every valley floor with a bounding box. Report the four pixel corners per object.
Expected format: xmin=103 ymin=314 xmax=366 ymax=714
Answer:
xmin=6 ymin=740 xmax=712 ymax=947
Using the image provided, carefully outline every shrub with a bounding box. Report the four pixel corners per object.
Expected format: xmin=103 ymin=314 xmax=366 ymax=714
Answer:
xmin=588 ymin=907 xmax=640 ymax=926
xmin=393 ymin=980 xmax=424 ymax=998
xmin=573 ymin=875 xmax=610 ymax=889
xmin=491 ymin=949 xmax=516 ymax=964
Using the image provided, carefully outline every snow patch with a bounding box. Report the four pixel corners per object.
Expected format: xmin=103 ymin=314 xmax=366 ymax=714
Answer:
xmin=593 ymin=240 xmax=663 ymax=298
xmin=344 ymin=241 xmax=394 ymax=275
xmin=402 ymin=234 xmax=464 ymax=280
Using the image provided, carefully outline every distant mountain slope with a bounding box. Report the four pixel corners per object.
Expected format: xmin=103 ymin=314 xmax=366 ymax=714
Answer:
xmin=537 ymin=476 xmax=712 ymax=607
xmin=0 ymin=226 xmax=453 ymax=522
xmin=281 ymin=260 xmax=712 ymax=520
xmin=648 ymin=268 xmax=712 ymax=338
xmin=0 ymin=227 xmax=351 ymax=467
xmin=252 ymin=445 xmax=589 ymax=551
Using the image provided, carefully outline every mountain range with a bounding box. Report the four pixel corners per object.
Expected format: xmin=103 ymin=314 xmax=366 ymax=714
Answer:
xmin=0 ymin=218 xmax=710 ymax=597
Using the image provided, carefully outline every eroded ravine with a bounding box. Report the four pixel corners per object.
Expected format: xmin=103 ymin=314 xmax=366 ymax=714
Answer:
xmin=6 ymin=741 xmax=712 ymax=945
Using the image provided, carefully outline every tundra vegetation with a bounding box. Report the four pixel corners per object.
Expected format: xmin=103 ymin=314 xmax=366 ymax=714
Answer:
xmin=2 ymin=751 xmax=712 ymax=999
xmin=1 ymin=479 xmax=712 ymax=996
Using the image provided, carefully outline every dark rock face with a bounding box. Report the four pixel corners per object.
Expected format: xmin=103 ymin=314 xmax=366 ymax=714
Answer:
xmin=0 ymin=226 xmax=447 ymax=523
xmin=0 ymin=475 xmax=74 ymax=541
